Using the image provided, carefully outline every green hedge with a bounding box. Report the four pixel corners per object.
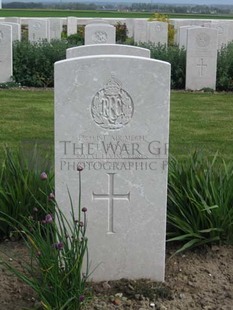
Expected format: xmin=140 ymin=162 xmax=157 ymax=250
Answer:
xmin=12 ymin=38 xmax=233 ymax=90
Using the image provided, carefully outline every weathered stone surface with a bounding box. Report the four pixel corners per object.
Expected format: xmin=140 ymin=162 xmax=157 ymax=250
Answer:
xmin=185 ymin=27 xmax=218 ymax=90
xmin=49 ymin=18 xmax=62 ymax=40
xmin=133 ymin=19 xmax=147 ymax=43
xmin=28 ymin=18 xmax=49 ymax=42
xmin=85 ymin=23 xmax=116 ymax=45
xmin=55 ymin=55 xmax=170 ymax=282
xmin=66 ymin=44 xmax=150 ymax=59
xmin=147 ymin=21 xmax=168 ymax=45
xmin=0 ymin=23 xmax=12 ymax=83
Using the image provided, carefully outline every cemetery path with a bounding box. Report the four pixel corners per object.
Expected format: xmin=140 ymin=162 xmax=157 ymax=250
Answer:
xmin=0 ymin=241 xmax=232 ymax=310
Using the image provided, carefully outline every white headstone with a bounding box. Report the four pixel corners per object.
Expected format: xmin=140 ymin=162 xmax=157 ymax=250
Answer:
xmin=0 ymin=22 xmax=21 ymax=41
xmin=55 ymin=55 xmax=170 ymax=281
xmin=207 ymin=21 xmax=231 ymax=50
xmin=147 ymin=21 xmax=168 ymax=45
xmin=186 ymin=27 xmax=218 ymax=91
xmin=66 ymin=44 xmax=151 ymax=59
xmin=0 ymin=24 xmax=12 ymax=83
xmin=125 ymin=18 xmax=134 ymax=38
xmin=28 ymin=19 xmax=49 ymax=42
xmin=134 ymin=19 xmax=147 ymax=43
xmin=178 ymin=25 xmax=201 ymax=49
xmin=49 ymin=18 xmax=62 ymax=40
xmin=67 ymin=17 xmax=77 ymax=36
xmin=85 ymin=23 xmax=116 ymax=45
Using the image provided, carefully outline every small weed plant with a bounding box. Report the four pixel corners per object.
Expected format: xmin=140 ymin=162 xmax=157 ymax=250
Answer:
xmin=0 ymin=146 xmax=53 ymax=239
xmin=0 ymin=166 xmax=89 ymax=310
xmin=167 ymin=152 xmax=233 ymax=253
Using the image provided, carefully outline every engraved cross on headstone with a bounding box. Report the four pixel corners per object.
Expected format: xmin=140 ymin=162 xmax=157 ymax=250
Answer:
xmin=197 ymin=58 xmax=207 ymax=77
xmin=92 ymin=173 xmax=130 ymax=234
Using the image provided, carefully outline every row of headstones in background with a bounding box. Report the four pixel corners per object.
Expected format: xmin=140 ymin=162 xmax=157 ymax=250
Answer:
xmin=174 ymin=19 xmax=233 ymax=50
xmin=0 ymin=16 xmax=222 ymax=90
xmin=28 ymin=18 xmax=63 ymax=42
xmin=133 ymin=19 xmax=168 ymax=45
xmin=0 ymin=17 xmax=63 ymax=42
xmin=55 ymin=43 xmax=170 ymax=282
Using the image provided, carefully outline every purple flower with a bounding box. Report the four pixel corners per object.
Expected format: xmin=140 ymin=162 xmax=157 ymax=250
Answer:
xmin=40 ymin=172 xmax=48 ymax=181
xmin=53 ymin=242 xmax=64 ymax=250
xmin=77 ymin=165 xmax=83 ymax=172
xmin=45 ymin=214 xmax=53 ymax=223
xmin=82 ymin=207 xmax=87 ymax=213
xmin=79 ymin=295 xmax=85 ymax=302
xmin=48 ymin=192 xmax=55 ymax=201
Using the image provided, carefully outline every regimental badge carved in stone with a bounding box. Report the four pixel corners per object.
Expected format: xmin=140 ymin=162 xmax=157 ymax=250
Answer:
xmin=91 ymin=76 xmax=134 ymax=130
xmin=33 ymin=22 xmax=41 ymax=31
xmin=196 ymin=32 xmax=210 ymax=47
xmin=92 ymin=31 xmax=108 ymax=43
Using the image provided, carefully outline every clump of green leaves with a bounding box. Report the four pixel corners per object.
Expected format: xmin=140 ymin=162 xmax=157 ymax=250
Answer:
xmin=0 ymin=167 xmax=89 ymax=310
xmin=13 ymin=39 xmax=73 ymax=87
xmin=217 ymin=42 xmax=233 ymax=91
xmin=167 ymin=152 xmax=233 ymax=253
xmin=116 ymin=22 xmax=128 ymax=43
xmin=66 ymin=26 xmax=85 ymax=45
xmin=0 ymin=80 xmax=21 ymax=89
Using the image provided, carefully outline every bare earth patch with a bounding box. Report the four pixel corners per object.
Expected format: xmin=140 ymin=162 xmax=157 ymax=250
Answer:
xmin=0 ymin=241 xmax=232 ymax=310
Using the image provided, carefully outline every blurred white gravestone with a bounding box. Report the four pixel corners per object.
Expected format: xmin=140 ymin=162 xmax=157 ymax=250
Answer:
xmin=0 ymin=22 xmax=21 ymax=41
xmin=49 ymin=18 xmax=62 ymax=40
xmin=28 ymin=19 xmax=49 ymax=42
xmin=207 ymin=21 xmax=231 ymax=50
xmin=0 ymin=24 xmax=12 ymax=83
xmin=125 ymin=18 xmax=134 ymax=38
xmin=55 ymin=55 xmax=170 ymax=281
xmin=67 ymin=17 xmax=77 ymax=36
xmin=134 ymin=19 xmax=147 ymax=43
xmin=186 ymin=27 xmax=218 ymax=91
xmin=66 ymin=44 xmax=150 ymax=59
xmin=147 ymin=21 xmax=168 ymax=45
xmin=178 ymin=26 xmax=201 ymax=49
xmin=85 ymin=23 xmax=116 ymax=45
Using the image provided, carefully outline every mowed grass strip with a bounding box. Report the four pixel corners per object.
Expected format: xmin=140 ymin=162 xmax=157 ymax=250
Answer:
xmin=0 ymin=89 xmax=53 ymax=159
xmin=170 ymin=91 xmax=233 ymax=160
xmin=0 ymin=89 xmax=232 ymax=160
xmin=0 ymin=9 xmax=233 ymax=19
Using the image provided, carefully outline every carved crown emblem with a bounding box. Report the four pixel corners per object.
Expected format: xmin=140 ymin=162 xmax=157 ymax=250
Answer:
xmin=91 ymin=76 xmax=134 ymax=130
xmin=105 ymin=77 xmax=122 ymax=96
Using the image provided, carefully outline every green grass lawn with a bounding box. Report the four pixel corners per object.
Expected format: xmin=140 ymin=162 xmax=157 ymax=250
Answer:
xmin=0 ymin=9 xmax=233 ymax=19
xmin=0 ymin=89 xmax=232 ymax=161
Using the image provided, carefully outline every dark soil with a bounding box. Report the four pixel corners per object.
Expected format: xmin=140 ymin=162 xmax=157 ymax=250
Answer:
xmin=0 ymin=241 xmax=232 ymax=310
